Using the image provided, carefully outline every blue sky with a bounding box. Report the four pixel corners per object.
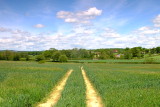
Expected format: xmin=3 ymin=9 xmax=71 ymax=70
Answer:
xmin=0 ymin=0 xmax=160 ymax=50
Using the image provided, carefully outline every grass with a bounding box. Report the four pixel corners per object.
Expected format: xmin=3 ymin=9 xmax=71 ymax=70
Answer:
xmin=0 ymin=61 xmax=68 ymax=107
xmin=55 ymin=64 xmax=86 ymax=107
xmin=1 ymin=61 xmax=160 ymax=106
xmin=69 ymin=59 xmax=145 ymax=63
xmin=69 ymin=57 xmax=160 ymax=64
xmin=149 ymin=55 xmax=160 ymax=60
xmin=83 ymin=63 xmax=160 ymax=107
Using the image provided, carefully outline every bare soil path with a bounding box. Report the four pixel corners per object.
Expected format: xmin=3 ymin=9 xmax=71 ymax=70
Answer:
xmin=37 ymin=69 xmax=73 ymax=107
xmin=81 ymin=67 xmax=104 ymax=107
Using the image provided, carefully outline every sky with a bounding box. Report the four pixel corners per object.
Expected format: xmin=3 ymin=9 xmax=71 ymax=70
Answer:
xmin=0 ymin=0 xmax=160 ymax=51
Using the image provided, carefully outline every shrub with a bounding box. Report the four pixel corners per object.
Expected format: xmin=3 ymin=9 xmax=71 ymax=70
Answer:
xmin=52 ymin=51 xmax=61 ymax=62
xmin=59 ymin=55 xmax=68 ymax=62
xmin=38 ymin=60 xmax=46 ymax=64
xmin=20 ymin=58 xmax=26 ymax=61
xmin=35 ymin=55 xmax=45 ymax=62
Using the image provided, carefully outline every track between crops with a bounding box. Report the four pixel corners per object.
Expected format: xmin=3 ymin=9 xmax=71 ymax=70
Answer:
xmin=37 ymin=69 xmax=73 ymax=107
xmin=81 ymin=67 xmax=104 ymax=107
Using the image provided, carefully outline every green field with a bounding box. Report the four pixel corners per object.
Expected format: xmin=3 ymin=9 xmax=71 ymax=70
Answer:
xmin=69 ymin=59 xmax=145 ymax=63
xmin=69 ymin=58 xmax=160 ymax=63
xmin=0 ymin=61 xmax=72 ymax=106
xmin=84 ymin=64 xmax=160 ymax=106
xmin=0 ymin=61 xmax=160 ymax=106
xmin=55 ymin=65 xmax=86 ymax=107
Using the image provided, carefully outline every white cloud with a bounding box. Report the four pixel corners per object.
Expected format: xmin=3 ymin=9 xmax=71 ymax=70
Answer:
xmin=57 ymin=7 xmax=102 ymax=24
xmin=77 ymin=7 xmax=102 ymax=16
xmin=138 ymin=26 xmax=150 ymax=31
xmin=72 ymin=27 xmax=94 ymax=34
xmin=101 ymin=28 xmax=121 ymax=38
xmin=153 ymin=15 xmax=160 ymax=27
xmin=65 ymin=18 xmax=78 ymax=23
xmin=1 ymin=12 xmax=160 ymax=51
xmin=34 ymin=24 xmax=45 ymax=28
xmin=0 ymin=27 xmax=11 ymax=32
xmin=137 ymin=26 xmax=160 ymax=35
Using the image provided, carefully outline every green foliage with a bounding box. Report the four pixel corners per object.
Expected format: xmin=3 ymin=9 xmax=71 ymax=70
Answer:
xmin=20 ymin=58 xmax=27 ymax=61
xmin=43 ymin=48 xmax=57 ymax=59
xmin=52 ymin=51 xmax=61 ymax=62
xmin=131 ymin=47 xmax=143 ymax=58
xmin=59 ymin=55 xmax=68 ymax=62
xmin=124 ymin=48 xmax=133 ymax=59
xmin=13 ymin=53 xmax=20 ymax=61
xmin=35 ymin=55 xmax=45 ymax=61
xmin=99 ymin=52 xmax=107 ymax=59
xmin=38 ymin=60 xmax=46 ymax=64
xmin=1 ymin=46 xmax=160 ymax=61
xmin=0 ymin=50 xmax=29 ymax=61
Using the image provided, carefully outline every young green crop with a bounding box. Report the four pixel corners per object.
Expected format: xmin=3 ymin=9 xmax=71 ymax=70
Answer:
xmin=83 ymin=63 xmax=160 ymax=107
xmin=0 ymin=61 xmax=69 ymax=107
xmin=55 ymin=64 xmax=86 ymax=107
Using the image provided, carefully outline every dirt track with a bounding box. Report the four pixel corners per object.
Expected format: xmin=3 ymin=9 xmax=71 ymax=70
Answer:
xmin=37 ymin=70 xmax=73 ymax=107
xmin=81 ymin=67 xmax=103 ymax=107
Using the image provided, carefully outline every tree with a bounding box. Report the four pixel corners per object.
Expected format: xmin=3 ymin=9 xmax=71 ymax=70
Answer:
xmin=60 ymin=50 xmax=72 ymax=58
xmin=99 ymin=52 xmax=107 ymax=59
xmin=0 ymin=52 xmax=3 ymax=60
xmin=52 ymin=51 xmax=61 ymax=62
xmin=2 ymin=50 xmax=14 ymax=60
xmin=124 ymin=48 xmax=133 ymax=59
xmin=43 ymin=50 xmax=52 ymax=59
xmin=59 ymin=55 xmax=68 ymax=62
xmin=13 ymin=53 xmax=20 ymax=61
xmin=35 ymin=55 xmax=45 ymax=61
xmin=43 ymin=48 xmax=57 ymax=59
xmin=156 ymin=47 xmax=160 ymax=53
xmin=130 ymin=47 xmax=143 ymax=58
xmin=150 ymin=48 xmax=156 ymax=54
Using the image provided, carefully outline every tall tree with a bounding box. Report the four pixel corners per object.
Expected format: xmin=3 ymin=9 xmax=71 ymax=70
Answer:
xmin=52 ymin=51 xmax=61 ymax=61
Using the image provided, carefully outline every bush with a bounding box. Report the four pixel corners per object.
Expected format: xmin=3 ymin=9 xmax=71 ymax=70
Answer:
xmin=52 ymin=51 xmax=61 ymax=62
xmin=35 ymin=55 xmax=45 ymax=62
xmin=38 ymin=60 xmax=46 ymax=64
xmin=59 ymin=55 xmax=68 ymax=62
xmin=20 ymin=58 xmax=26 ymax=61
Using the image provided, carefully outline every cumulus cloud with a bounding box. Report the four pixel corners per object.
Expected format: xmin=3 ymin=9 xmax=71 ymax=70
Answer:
xmin=137 ymin=26 xmax=160 ymax=35
xmin=1 ymin=12 xmax=160 ymax=51
xmin=34 ymin=24 xmax=45 ymax=28
xmin=72 ymin=27 xmax=94 ymax=34
xmin=101 ymin=28 xmax=121 ymax=38
xmin=0 ymin=27 xmax=12 ymax=32
xmin=153 ymin=15 xmax=160 ymax=27
xmin=57 ymin=7 xmax=102 ymax=24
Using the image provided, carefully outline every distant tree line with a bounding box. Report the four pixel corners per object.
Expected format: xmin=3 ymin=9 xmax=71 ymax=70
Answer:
xmin=0 ymin=46 xmax=160 ymax=62
xmin=0 ymin=50 xmax=29 ymax=61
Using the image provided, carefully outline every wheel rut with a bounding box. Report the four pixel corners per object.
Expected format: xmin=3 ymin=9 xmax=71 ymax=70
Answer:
xmin=81 ymin=67 xmax=104 ymax=107
xmin=37 ymin=69 xmax=73 ymax=107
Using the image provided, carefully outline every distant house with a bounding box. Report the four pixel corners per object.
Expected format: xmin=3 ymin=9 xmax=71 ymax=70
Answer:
xmin=113 ymin=49 xmax=118 ymax=53
xmin=114 ymin=54 xmax=124 ymax=58
xmin=115 ymin=54 xmax=121 ymax=58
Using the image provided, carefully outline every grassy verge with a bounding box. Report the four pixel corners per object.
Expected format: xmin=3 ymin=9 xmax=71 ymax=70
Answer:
xmin=55 ymin=64 xmax=86 ymax=107
xmin=69 ymin=59 xmax=160 ymax=64
xmin=84 ymin=63 xmax=160 ymax=107
xmin=0 ymin=61 xmax=68 ymax=107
